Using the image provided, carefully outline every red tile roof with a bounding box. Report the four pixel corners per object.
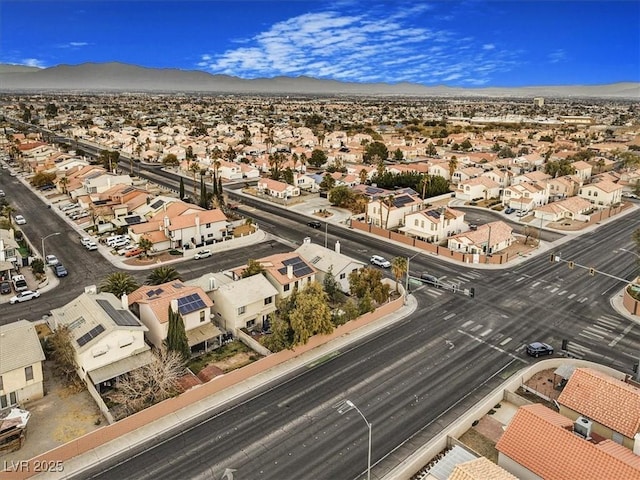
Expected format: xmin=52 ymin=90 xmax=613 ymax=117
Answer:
xmin=496 ymin=404 xmax=640 ymax=480
xmin=558 ymin=368 xmax=640 ymax=438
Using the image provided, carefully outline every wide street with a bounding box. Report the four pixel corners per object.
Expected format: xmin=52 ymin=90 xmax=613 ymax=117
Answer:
xmin=2 ymin=146 xmax=639 ymax=479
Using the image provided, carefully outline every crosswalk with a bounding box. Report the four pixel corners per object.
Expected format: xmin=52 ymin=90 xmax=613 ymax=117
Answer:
xmin=415 ymin=270 xmax=483 ymax=298
xmin=510 ymin=275 xmax=593 ymax=303
xmin=455 ymin=313 xmax=628 ymax=360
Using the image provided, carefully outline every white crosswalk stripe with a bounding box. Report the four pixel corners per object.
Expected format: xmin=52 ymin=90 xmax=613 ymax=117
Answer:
xmin=580 ymin=329 xmax=603 ymax=340
xmin=597 ymin=316 xmax=621 ymax=328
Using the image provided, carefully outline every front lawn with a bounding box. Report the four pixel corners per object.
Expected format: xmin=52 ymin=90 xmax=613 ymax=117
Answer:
xmin=188 ymin=340 xmax=253 ymax=374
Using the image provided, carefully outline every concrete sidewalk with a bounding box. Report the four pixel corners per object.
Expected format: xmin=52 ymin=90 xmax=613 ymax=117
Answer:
xmin=36 ymin=294 xmax=419 ymax=480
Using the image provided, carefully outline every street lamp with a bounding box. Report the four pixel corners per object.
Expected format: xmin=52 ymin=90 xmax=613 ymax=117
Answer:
xmin=41 ymin=232 xmax=61 ymax=261
xmin=337 ymin=400 xmax=372 ymax=480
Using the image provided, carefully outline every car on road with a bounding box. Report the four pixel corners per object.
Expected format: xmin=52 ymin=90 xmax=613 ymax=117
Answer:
xmin=45 ymin=254 xmax=59 ymax=266
xmin=526 ymin=342 xmax=554 ymax=358
xmin=14 ymin=215 xmax=26 ymax=225
xmin=420 ymin=273 xmax=439 ymax=286
xmin=370 ymin=255 xmax=391 ymax=268
xmin=52 ymin=264 xmax=68 ymax=277
xmin=468 ymin=224 xmax=478 ymax=231
xmin=194 ymin=249 xmax=212 ymax=259
xmin=9 ymin=290 xmax=40 ymax=304
xmin=307 ymin=220 xmax=322 ymax=229
xmin=85 ymin=241 xmax=98 ymax=251
xmin=0 ymin=189 xmax=5 ymax=197
xmin=0 ymin=281 xmax=11 ymax=295
xmin=504 ymin=207 xmax=515 ymax=214
xmin=81 ymin=237 xmax=93 ymax=247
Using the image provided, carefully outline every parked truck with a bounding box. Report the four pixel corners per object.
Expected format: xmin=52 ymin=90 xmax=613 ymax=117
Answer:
xmin=11 ymin=275 xmax=27 ymax=292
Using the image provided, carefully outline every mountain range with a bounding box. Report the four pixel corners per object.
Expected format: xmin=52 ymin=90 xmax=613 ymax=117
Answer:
xmin=0 ymin=62 xmax=638 ymax=99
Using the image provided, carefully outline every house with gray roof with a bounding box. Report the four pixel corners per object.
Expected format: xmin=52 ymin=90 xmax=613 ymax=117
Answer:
xmin=0 ymin=320 xmax=46 ymax=409
xmin=49 ymin=288 xmax=152 ymax=393
xmin=295 ymin=239 xmax=364 ymax=293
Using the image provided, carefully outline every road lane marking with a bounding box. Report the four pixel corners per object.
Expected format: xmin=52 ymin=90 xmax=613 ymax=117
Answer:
xmin=457 ymin=330 xmax=524 ymax=361
xmin=516 ymin=276 xmax=525 ymax=282
xmin=480 ymin=329 xmax=492 ymax=337
xmin=470 ymin=324 xmax=483 ymax=332
xmin=500 ymin=337 xmax=512 ymax=346
xmin=550 ymin=287 xmax=559 ymax=293
xmin=531 ymin=281 xmax=540 ymax=288
xmin=568 ymin=293 xmax=577 ymax=299
xmin=580 ymin=330 xmax=603 ymax=340
xmin=444 ymin=313 xmax=456 ymax=321
xmin=609 ymin=323 xmax=635 ymax=347
xmin=558 ymin=290 xmax=567 ymax=296
xmin=461 ymin=320 xmax=474 ymax=328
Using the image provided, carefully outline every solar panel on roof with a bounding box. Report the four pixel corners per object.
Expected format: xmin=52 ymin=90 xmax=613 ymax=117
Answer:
xmin=177 ymin=293 xmax=207 ymax=315
xmin=121 ymin=186 xmax=135 ymax=194
xmin=426 ymin=210 xmax=440 ymax=219
xmin=77 ymin=324 xmax=105 ymax=347
xmin=149 ymin=199 xmax=164 ymax=210
xmin=279 ymin=256 xmax=314 ymax=278
xmin=124 ymin=216 xmax=142 ymax=225
xmin=96 ymin=299 xmax=140 ymax=327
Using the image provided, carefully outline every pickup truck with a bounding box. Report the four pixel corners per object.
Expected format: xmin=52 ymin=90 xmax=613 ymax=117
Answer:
xmin=12 ymin=274 xmax=28 ymax=292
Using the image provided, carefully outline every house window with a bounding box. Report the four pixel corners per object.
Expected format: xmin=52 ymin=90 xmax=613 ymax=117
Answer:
xmin=25 ymin=366 xmax=34 ymax=382
xmin=237 ymin=305 xmax=246 ymax=315
xmin=414 ymin=219 xmax=419 ymax=226
xmin=295 ymin=281 xmax=299 ymax=289
xmin=200 ymin=311 xmax=206 ymax=323
xmin=264 ymin=296 xmax=273 ymax=305
xmin=284 ymin=283 xmax=290 ymax=292
xmin=206 ymin=223 xmax=211 ymax=228
xmin=246 ymin=319 xmax=256 ymax=329
xmin=0 ymin=392 xmax=18 ymax=409
xmin=339 ymin=273 xmax=346 ymax=279
xmin=0 ymin=375 xmax=3 ymax=391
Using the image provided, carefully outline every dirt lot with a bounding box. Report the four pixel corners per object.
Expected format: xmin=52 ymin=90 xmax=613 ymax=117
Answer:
xmin=0 ymin=361 xmax=103 ymax=464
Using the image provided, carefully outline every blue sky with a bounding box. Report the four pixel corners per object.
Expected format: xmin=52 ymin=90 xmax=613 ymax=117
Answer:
xmin=1 ymin=1 xmax=638 ymax=87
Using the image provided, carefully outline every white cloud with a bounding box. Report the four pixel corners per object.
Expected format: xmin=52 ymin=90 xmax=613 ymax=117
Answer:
xmin=197 ymin=5 xmax=522 ymax=85
xmin=548 ymin=49 xmax=566 ymax=64
xmin=56 ymin=41 xmax=90 ymax=49
xmin=22 ymin=58 xmax=45 ymax=68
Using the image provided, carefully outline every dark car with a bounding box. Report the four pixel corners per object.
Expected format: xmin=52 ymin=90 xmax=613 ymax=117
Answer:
xmin=307 ymin=220 xmax=322 ymax=229
xmin=52 ymin=264 xmax=68 ymax=278
xmin=0 ymin=281 xmax=11 ymax=294
xmin=420 ymin=273 xmax=439 ymax=286
xmin=526 ymin=342 xmax=554 ymax=358
xmin=504 ymin=207 xmax=516 ymax=214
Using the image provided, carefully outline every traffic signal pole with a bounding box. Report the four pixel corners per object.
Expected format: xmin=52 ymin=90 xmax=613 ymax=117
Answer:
xmin=549 ymin=253 xmax=639 ymax=286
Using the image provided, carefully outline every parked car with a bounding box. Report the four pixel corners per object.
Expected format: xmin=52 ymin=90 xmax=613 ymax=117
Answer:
xmin=0 ymin=189 xmax=5 ymax=197
xmin=0 ymin=281 xmax=11 ymax=294
xmin=11 ymin=275 xmax=28 ymax=292
xmin=45 ymin=254 xmax=59 ymax=266
xmin=526 ymin=342 xmax=554 ymax=358
xmin=111 ymin=238 xmax=131 ymax=248
xmin=370 ymin=255 xmax=391 ymax=268
xmin=9 ymin=290 xmax=40 ymax=304
xmin=125 ymin=247 xmax=144 ymax=258
xmin=516 ymin=210 xmax=529 ymax=218
xmin=52 ymin=264 xmax=68 ymax=277
xmin=420 ymin=273 xmax=439 ymax=286
xmin=504 ymin=207 xmax=515 ymax=214
xmin=85 ymin=241 xmax=98 ymax=251
xmin=469 ymin=224 xmax=478 ymax=231
xmin=307 ymin=220 xmax=322 ymax=229
xmin=194 ymin=249 xmax=212 ymax=259
xmin=14 ymin=215 xmax=26 ymax=225
xmin=81 ymin=237 xmax=93 ymax=247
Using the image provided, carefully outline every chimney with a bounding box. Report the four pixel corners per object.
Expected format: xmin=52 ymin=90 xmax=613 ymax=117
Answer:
xmin=335 ymin=240 xmax=341 ymax=254
xmin=121 ymin=293 xmax=128 ymax=309
xmin=170 ymin=298 xmax=179 ymax=313
xmin=303 ymin=236 xmax=311 ymax=245
xmin=287 ymin=265 xmax=294 ymax=279
xmin=634 ymin=432 xmax=640 ymax=456
xmin=208 ymin=277 xmax=217 ymax=291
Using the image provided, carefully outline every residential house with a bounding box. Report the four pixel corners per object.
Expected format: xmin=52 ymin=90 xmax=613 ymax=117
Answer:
xmin=129 ymin=202 xmax=229 ymax=251
xmin=127 ymin=281 xmax=220 ymax=354
xmin=239 ymin=163 xmax=260 ymax=179
xmin=557 ymin=368 xmax=640 ymax=451
xmin=216 ymin=160 xmax=243 ymax=181
xmin=49 ymin=290 xmax=152 ymax=393
xmin=193 ymin=272 xmax=278 ymax=334
xmin=400 ymin=206 xmax=466 ymax=243
xmin=545 ymin=175 xmax=582 ymax=201
xmin=428 ymin=161 xmax=451 ymax=180
xmin=481 ymin=169 xmax=513 ymax=189
xmin=366 ymin=193 xmax=424 ymax=229
xmin=533 ymin=196 xmax=593 ymax=222
xmin=496 ymin=404 xmax=640 ymax=480
xmin=294 ymin=173 xmax=319 ymax=192
xmin=0 ymin=228 xmax=19 ymax=279
xmin=452 ymin=166 xmax=484 ymax=184
xmin=0 ymin=320 xmax=46 ymax=408
xmin=82 ymin=172 xmax=133 ymax=195
xmin=447 ymin=221 xmax=514 ymax=255
xmin=571 ymin=160 xmax=593 ymax=182
xmin=511 ymin=170 xmax=552 ymax=186
xmin=295 ymin=239 xmax=365 ymax=293
xmin=231 ymin=252 xmax=317 ymax=299
xmin=455 ymin=177 xmax=501 ymax=202
xmin=257 ymin=178 xmax=301 ymax=199
xmin=502 ymin=182 xmax=549 ymax=211
xmin=448 ymin=457 xmax=517 ymax=480
xmin=578 ymin=179 xmax=623 ymax=207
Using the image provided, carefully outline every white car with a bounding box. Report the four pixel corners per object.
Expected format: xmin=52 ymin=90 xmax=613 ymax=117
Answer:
xmin=194 ymin=249 xmax=212 ymax=259
xmin=14 ymin=215 xmax=26 ymax=225
xmin=85 ymin=241 xmax=98 ymax=251
xmin=81 ymin=237 xmax=93 ymax=247
xmin=370 ymin=255 xmax=391 ymax=268
xmin=45 ymin=254 xmax=59 ymax=266
xmin=9 ymin=290 xmax=40 ymax=304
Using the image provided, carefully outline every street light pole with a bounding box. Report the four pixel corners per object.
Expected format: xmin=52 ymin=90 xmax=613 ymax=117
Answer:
xmin=405 ymin=252 xmax=421 ymax=305
xmin=41 ymin=232 xmax=61 ymax=261
xmin=337 ymin=400 xmax=372 ymax=480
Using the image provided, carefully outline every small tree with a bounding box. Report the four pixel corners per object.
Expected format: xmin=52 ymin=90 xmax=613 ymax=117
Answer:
xmin=289 ymin=282 xmax=333 ymax=345
xmin=309 ymin=149 xmax=328 ymax=168
xmin=31 ymin=258 xmax=45 ymax=275
xmin=391 ymin=257 xmax=408 ymax=293
xmin=323 ymin=265 xmax=340 ymax=303
xmin=48 ymin=326 xmax=82 ymax=387
xmin=166 ymin=306 xmax=191 ymax=361
xmin=146 ymin=266 xmax=182 ymax=285
xmin=107 ymin=348 xmax=184 ymax=416
xmin=349 ymin=267 xmax=390 ymax=305
xmin=241 ymin=259 xmax=265 ymax=278
xmin=179 ymin=177 xmax=185 ymax=199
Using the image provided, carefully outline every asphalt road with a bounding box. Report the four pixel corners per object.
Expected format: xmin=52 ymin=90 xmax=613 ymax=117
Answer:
xmin=3 ymin=132 xmax=640 ymax=478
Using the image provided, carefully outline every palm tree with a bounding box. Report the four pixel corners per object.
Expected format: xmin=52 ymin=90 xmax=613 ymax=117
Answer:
xmin=146 ymin=266 xmax=182 ymax=285
xmin=189 ymin=162 xmax=200 ymax=199
xmin=1 ymin=204 xmax=16 ymax=226
xmin=448 ymin=157 xmax=458 ymax=180
xmin=384 ymin=194 xmax=395 ymax=230
xmin=138 ymin=237 xmax=154 ymax=257
xmin=391 ymin=257 xmax=408 ymax=293
xmin=59 ymin=176 xmax=69 ymax=195
xmin=99 ymin=272 xmax=140 ymax=299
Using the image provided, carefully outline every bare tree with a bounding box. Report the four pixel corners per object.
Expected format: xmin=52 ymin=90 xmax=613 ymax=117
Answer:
xmin=48 ymin=325 xmax=83 ymax=388
xmin=523 ymin=225 xmax=539 ymax=246
xmin=107 ymin=348 xmax=184 ymax=416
